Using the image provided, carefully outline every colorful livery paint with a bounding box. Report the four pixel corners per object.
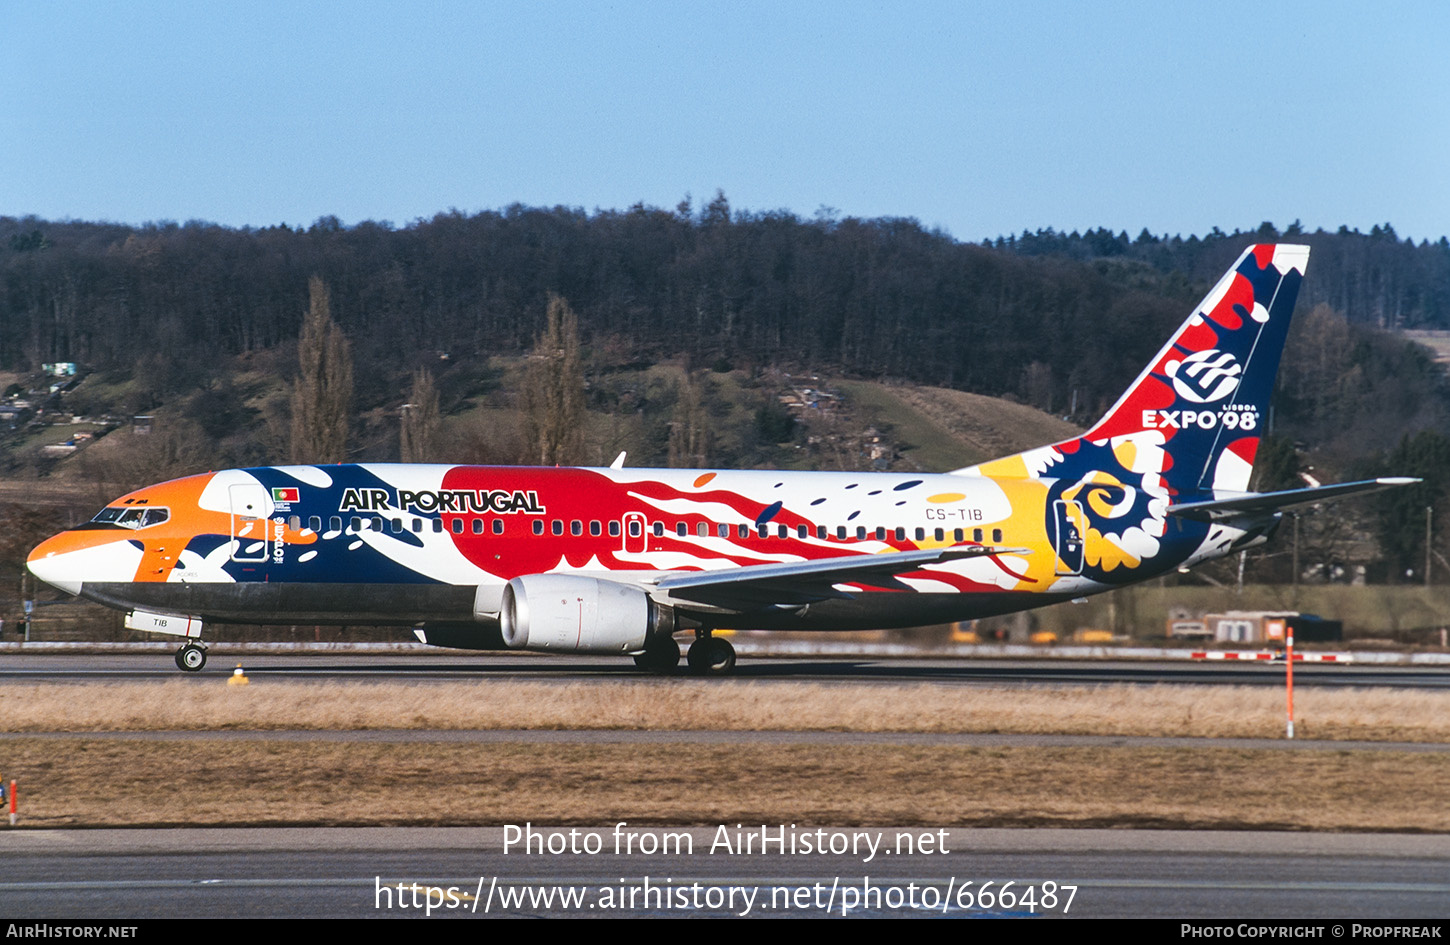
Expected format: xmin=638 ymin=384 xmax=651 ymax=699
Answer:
xmin=25 ymin=245 xmax=1415 ymax=673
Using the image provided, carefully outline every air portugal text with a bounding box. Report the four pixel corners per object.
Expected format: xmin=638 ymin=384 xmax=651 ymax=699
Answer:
xmin=338 ymin=487 xmax=545 ymax=515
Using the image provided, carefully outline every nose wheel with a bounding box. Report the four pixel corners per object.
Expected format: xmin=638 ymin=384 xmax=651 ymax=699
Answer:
xmin=175 ymin=643 xmax=208 ymax=672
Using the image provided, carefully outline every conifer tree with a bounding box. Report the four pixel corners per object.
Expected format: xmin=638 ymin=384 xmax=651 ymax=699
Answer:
xmin=290 ymin=277 xmax=352 ymax=463
xmin=521 ymin=293 xmax=584 ymax=465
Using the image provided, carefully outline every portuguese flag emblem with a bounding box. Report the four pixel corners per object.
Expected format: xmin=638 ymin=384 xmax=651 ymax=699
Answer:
xmin=272 ymin=487 xmax=300 ymax=502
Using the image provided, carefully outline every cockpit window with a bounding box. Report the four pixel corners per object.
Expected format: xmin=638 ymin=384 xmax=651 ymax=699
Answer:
xmin=90 ymin=506 xmax=169 ymax=529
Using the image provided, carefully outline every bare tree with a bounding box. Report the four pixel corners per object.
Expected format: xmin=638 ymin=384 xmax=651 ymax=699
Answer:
xmin=520 ymin=293 xmax=584 ymax=465
xmin=399 ymin=367 xmax=440 ymax=462
xmin=290 ymin=277 xmax=353 ymax=464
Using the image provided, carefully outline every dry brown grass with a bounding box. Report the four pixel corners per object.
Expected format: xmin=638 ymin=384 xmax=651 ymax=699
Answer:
xmin=3 ymin=679 xmax=1448 ymax=742
xmin=887 ymin=385 xmax=1083 ymax=462
xmin=3 ymin=738 xmax=1445 ymax=831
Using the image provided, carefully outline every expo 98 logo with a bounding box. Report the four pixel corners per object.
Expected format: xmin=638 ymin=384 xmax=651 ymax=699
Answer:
xmin=1166 ymin=350 xmax=1242 ymax=404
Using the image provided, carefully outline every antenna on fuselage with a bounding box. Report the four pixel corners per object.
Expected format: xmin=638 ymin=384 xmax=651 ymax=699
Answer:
xmin=610 ymin=452 xmax=627 ymax=469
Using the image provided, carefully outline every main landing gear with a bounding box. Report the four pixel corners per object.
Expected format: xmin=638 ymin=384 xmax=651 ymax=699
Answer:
xmin=632 ymin=632 xmax=737 ymax=675
xmin=686 ymin=632 xmax=736 ymax=676
xmin=175 ymin=642 xmax=208 ymax=672
xmin=632 ymin=634 xmax=681 ymax=672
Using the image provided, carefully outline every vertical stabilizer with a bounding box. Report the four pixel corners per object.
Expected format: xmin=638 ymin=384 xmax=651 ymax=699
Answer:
xmin=958 ymin=243 xmax=1308 ymax=498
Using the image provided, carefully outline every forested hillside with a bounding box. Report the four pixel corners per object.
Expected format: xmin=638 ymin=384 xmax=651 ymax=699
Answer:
xmin=998 ymin=221 xmax=1450 ymax=331
xmin=2 ymin=202 xmax=1448 ymax=468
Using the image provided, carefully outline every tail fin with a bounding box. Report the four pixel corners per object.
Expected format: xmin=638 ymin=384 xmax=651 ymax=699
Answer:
xmin=960 ymin=243 xmax=1309 ymax=497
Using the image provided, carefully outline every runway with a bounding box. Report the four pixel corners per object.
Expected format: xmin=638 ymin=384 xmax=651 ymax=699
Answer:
xmin=3 ymin=650 xmax=1448 ymax=688
xmin=1 ymin=827 xmax=1447 ymax=919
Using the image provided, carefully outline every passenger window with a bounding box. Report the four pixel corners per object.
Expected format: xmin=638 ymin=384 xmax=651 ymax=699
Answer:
xmin=433 ymin=519 xmax=443 ymax=533
xmin=289 ymin=515 xmax=302 ymax=531
xmin=973 ymin=528 xmax=983 ymax=542
xmin=894 ymin=527 xmax=905 ymax=541
xmin=590 ymin=520 xmax=601 ymax=537
xmin=532 ymin=520 xmax=544 ymax=536
xmin=552 ymin=520 xmax=564 ymax=536
xmin=571 ymin=520 xmax=583 ymax=536
xmin=954 ymin=528 xmax=963 ymax=542
xmin=797 ymin=525 xmax=808 ymax=538
xmin=329 ymin=516 xmax=342 ymax=533
xmin=856 ymin=526 xmax=866 ymax=540
xmin=777 ymin=524 xmax=788 ymax=538
xmin=609 ymin=521 xmax=621 ymax=537
xmin=993 ymin=528 xmax=1003 ymax=543
xmin=392 ymin=518 xmax=403 ymax=534
xmin=309 ymin=516 xmax=322 ymax=532
xmin=697 ymin=522 xmax=708 ymax=537
xmin=934 ymin=528 xmax=944 ymax=542
xmin=452 ymin=519 xmax=464 ymax=534
xmin=875 ymin=527 xmax=886 ymax=541
xmin=627 ymin=521 xmax=640 ymax=538
xmin=493 ymin=519 xmax=504 ymax=535
xmin=413 ymin=518 xmax=423 ymax=533
xmin=677 ymin=522 xmax=687 ymax=537
xmin=653 ymin=522 xmax=663 ymax=537
xmin=758 ymin=525 xmax=769 ymax=539
xmin=836 ymin=526 xmax=846 ymax=539
xmin=473 ymin=519 xmax=484 ymax=535
xmin=718 ymin=523 xmax=729 ymax=538
xmin=738 ymin=524 xmax=750 ymax=538
xmin=350 ymin=517 xmax=362 ymax=532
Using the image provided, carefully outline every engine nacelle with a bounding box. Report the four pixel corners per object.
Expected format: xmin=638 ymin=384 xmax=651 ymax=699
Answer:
xmin=500 ymin=574 xmax=673 ymax=654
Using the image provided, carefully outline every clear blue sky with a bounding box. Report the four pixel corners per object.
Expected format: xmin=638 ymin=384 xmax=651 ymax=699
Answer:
xmin=4 ymin=1 xmax=1447 ymax=242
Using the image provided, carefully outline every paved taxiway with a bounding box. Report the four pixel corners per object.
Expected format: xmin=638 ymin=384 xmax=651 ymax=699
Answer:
xmin=2 ymin=828 xmax=1447 ymax=919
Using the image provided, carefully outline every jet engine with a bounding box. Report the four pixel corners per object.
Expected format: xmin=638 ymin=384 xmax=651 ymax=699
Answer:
xmin=499 ymin=574 xmax=674 ymax=654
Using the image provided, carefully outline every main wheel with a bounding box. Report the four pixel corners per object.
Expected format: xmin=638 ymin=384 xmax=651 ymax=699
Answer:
xmin=632 ymin=634 xmax=681 ymax=672
xmin=687 ymin=636 xmax=736 ymax=676
xmin=175 ymin=643 xmax=207 ymax=672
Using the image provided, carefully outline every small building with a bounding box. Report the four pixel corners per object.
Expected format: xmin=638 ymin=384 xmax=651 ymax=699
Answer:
xmin=1204 ymin=610 xmax=1342 ymax=644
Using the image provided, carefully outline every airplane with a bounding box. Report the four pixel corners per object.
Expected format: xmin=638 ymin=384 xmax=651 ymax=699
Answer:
xmin=26 ymin=243 xmax=1416 ymax=674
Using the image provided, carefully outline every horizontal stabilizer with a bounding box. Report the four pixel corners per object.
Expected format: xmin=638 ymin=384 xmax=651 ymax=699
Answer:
xmin=1166 ymin=478 xmax=1420 ymax=521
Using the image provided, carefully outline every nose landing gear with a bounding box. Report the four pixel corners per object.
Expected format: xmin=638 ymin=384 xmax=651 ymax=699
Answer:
xmin=174 ymin=642 xmax=208 ymax=672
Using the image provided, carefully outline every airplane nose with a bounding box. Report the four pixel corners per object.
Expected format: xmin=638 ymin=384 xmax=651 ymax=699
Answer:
xmin=27 ymin=534 xmax=85 ymax=595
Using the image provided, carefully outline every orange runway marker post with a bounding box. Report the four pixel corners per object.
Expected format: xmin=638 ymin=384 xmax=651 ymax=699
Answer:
xmin=1285 ymin=630 xmax=1295 ymax=740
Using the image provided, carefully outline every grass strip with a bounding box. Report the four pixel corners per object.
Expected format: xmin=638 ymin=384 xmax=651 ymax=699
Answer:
xmin=3 ymin=680 xmax=1449 ymax=742
xmin=1 ymin=739 xmax=1445 ymax=831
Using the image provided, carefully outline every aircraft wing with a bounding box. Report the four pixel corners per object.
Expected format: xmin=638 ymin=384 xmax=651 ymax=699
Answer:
xmin=1166 ymin=477 xmax=1420 ymax=521
xmin=651 ymin=545 xmax=1027 ymax=611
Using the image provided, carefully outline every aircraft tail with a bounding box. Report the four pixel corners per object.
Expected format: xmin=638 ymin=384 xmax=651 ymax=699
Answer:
xmin=959 ymin=243 xmax=1309 ymax=497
